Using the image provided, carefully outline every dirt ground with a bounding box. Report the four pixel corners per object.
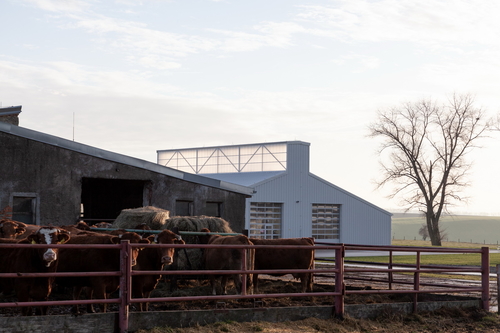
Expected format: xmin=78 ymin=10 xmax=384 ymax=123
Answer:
xmin=135 ymin=308 xmax=500 ymax=333
xmin=1 ymin=274 xmax=498 ymax=333
xmin=136 ymin=275 xmax=500 ymax=333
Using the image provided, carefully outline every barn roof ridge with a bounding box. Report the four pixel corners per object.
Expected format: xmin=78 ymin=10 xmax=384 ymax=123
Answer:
xmin=0 ymin=121 xmax=254 ymax=196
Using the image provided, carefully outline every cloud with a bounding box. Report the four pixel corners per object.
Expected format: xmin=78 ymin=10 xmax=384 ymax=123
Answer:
xmin=296 ymin=0 xmax=500 ymax=46
xmin=24 ymin=0 xmax=90 ymax=13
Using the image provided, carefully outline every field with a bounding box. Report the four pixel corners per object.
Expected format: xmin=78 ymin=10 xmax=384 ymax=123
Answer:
xmin=392 ymin=214 xmax=500 ymax=245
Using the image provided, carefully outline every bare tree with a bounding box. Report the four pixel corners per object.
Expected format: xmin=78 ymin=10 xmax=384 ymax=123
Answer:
xmin=368 ymin=94 xmax=493 ymax=246
xmin=418 ymin=223 xmax=429 ymax=241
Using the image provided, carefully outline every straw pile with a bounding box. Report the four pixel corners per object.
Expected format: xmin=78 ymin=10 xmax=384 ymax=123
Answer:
xmin=113 ymin=207 xmax=237 ymax=272
xmin=112 ymin=206 xmax=170 ymax=230
xmin=164 ymin=216 xmax=235 ymax=272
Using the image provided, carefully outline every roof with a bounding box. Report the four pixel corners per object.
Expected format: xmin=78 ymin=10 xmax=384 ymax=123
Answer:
xmin=0 ymin=105 xmax=22 ymax=116
xmin=202 ymin=170 xmax=392 ymax=217
xmin=157 ymin=140 xmax=308 ymax=153
xmin=201 ymin=171 xmax=286 ymax=187
xmin=0 ymin=121 xmax=254 ymax=196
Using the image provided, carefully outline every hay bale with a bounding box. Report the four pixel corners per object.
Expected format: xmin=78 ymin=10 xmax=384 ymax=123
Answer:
xmin=163 ymin=216 xmax=235 ymax=271
xmin=112 ymin=206 xmax=170 ymax=230
xmin=163 ymin=216 xmax=233 ymax=245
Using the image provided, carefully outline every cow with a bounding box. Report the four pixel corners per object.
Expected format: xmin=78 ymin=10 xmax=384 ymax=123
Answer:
xmin=57 ymin=231 xmax=150 ymax=314
xmin=0 ymin=226 xmax=70 ymax=315
xmin=199 ymin=228 xmax=254 ymax=296
xmin=0 ymin=219 xmax=27 ymax=239
xmin=16 ymin=221 xmax=92 ymax=239
xmin=60 ymin=221 xmax=92 ymax=235
xmin=132 ymin=229 xmax=185 ymax=311
xmin=249 ymin=237 xmax=315 ymax=293
xmin=14 ymin=223 xmax=42 ymax=239
xmin=91 ymin=222 xmax=114 ymax=229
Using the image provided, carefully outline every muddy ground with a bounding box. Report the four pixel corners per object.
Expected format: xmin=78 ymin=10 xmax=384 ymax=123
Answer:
xmin=0 ymin=273 xmax=482 ymax=315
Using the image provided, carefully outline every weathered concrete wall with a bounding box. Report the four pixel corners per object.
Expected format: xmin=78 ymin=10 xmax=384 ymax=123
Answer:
xmin=0 ymin=131 xmax=247 ymax=231
xmin=0 ymin=300 xmax=482 ymax=333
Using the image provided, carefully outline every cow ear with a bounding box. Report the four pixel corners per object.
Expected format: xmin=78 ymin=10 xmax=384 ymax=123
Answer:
xmin=110 ymin=236 xmax=120 ymax=244
xmin=58 ymin=233 xmax=71 ymax=244
xmin=140 ymin=239 xmax=150 ymax=244
xmin=28 ymin=234 xmax=37 ymax=244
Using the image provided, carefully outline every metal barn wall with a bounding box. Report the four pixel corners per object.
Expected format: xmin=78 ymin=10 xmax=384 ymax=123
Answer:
xmin=246 ymin=141 xmax=391 ymax=245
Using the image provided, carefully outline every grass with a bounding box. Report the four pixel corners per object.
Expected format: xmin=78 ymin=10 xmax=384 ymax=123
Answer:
xmin=334 ymin=239 xmax=500 ymax=280
xmin=391 ymin=239 xmax=499 ymax=249
xmin=347 ymin=253 xmax=500 ymax=266
xmin=392 ymin=214 xmax=500 ymax=245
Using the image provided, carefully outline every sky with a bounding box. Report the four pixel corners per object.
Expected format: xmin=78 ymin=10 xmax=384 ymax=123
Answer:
xmin=1 ymin=0 xmax=500 ymax=215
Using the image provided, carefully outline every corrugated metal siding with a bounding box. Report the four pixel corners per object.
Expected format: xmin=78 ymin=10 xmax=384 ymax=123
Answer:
xmin=246 ymin=171 xmax=391 ymax=245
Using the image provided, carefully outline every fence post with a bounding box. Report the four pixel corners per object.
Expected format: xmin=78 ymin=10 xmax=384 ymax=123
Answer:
xmin=497 ymin=264 xmax=500 ymax=314
xmin=334 ymin=245 xmax=345 ymax=318
xmin=388 ymin=250 xmax=393 ymax=290
xmin=481 ymin=247 xmax=490 ymax=311
xmin=119 ymin=240 xmax=132 ymax=333
xmin=413 ymin=251 xmax=421 ymax=313
xmin=241 ymin=248 xmax=247 ymax=296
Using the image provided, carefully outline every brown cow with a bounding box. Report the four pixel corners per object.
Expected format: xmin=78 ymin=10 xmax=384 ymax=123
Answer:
xmin=250 ymin=237 xmax=315 ymax=293
xmin=60 ymin=221 xmax=92 ymax=235
xmin=0 ymin=219 xmax=27 ymax=239
xmin=17 ymin=221 xmax=92 ymax=239
xmin=199 ymin=228 xmax=254 ymax=295
xmin=14 ymin=223 xmax=41 ymax=239
xmin=57 ymin=231 xmax=150 ymax=313
xmin=0 ymin=226 xmax=70 ymax=315
xmin=132 ymin=229 xmax=185 ymax=311
xmin=91 ymin=222 xmax=114 ymax=229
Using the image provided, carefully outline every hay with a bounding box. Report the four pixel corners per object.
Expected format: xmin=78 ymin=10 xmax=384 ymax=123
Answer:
xmin=112 ymin=206 xmax=170 ymax=230
xmin=162 ymin=216 xmax=235 ymax=271
xmin=113 ymin=208 xmax=237 ymax=271
xmin=163 ymin=215 xmax=233 ymax=241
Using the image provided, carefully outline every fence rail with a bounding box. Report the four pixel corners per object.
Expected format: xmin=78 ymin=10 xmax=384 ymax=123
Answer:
xmin=0 ymin=241 xmax=490 ymax=333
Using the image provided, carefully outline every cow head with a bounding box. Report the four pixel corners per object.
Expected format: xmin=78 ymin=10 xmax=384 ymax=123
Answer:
xmin=113 ymin=232 xmax=150 ymax=266
xmin=27 ymin=226 xmax=71 ymax=267
xmin=152 ymin=230 xmax=185 ymax=266
xmin=0 ymin=219 xmax=27 ymax=239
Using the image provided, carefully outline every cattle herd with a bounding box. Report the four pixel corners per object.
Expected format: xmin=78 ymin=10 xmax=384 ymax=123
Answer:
xmin=0 ymin=218 xmax=315 ymax=316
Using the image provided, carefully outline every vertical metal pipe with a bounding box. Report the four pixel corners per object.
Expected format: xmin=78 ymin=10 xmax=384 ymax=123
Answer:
xmin=413 ymin=251 xmax=421 ymax=313
xmin=334 ymin=245 xmax=344 ymax=318
xmin=241 ymin=248 xmax=247 ymax=295
xmin=497 ymin=264 xmax=500 ymax=314
xmin=481 ymin=247 xmax=490 ymax=311
xmin=119 ymin=240 xmax=131 ymax=333
xmin=389 ymin=250 xmax=393 ymax=290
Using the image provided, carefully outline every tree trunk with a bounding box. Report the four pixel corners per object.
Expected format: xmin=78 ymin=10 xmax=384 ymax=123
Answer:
xmin=426 ymin=214 xmax=442 ymax=246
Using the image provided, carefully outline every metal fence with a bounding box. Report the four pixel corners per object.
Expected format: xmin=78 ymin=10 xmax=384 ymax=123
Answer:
xmin=0 ymin=241 xmax=491 ymax=333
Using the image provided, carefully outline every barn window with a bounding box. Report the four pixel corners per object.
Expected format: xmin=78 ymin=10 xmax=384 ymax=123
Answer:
xmin=206 ymin=201 xmax=222 ymax=217
xmin=312 ymin=204 xmax=340 ymax=240
xmin=249 ymin=202 xmax=282 ymax=239
xmin=176 ymin=200 xmax=193 ymax=216
xmin=10 ymin=193 xmax=39 ymax=225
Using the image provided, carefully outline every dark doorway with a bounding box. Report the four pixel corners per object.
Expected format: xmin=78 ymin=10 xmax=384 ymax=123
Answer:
xmin=81 ymin=178 xmax=145 ymax=223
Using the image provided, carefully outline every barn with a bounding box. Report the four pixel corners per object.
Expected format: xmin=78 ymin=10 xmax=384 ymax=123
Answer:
xmin=0 ymin=106 xmax=252 ymax=231
xmin=157 ymin=141 xmax=392 ymax=245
